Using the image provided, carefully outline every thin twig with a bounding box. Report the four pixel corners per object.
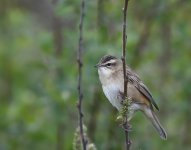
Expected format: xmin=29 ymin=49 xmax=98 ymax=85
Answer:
xmin=121 ymin=0 xmax=131 ymax=150
xmin=77 ymin=0 xmax=87 ymax=149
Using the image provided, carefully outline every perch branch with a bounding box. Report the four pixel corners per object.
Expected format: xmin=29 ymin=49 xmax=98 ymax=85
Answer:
xmin=77 ymin=0 xmax=87 ymax=149
xmin=121 ymin=0 xmax=131 ymax=150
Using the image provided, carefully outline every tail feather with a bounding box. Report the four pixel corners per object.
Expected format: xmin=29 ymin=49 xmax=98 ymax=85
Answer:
xmin=143 ymin=107 xmax=167 ymax=140
xmin=151 ymin=111 xmax=167 ymax=140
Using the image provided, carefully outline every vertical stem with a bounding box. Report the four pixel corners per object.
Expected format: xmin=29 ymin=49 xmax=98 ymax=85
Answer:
xmin=122 ymin=1 xmax=128 ymax=97
xmin=77 ymin=0 xmax=87 ymax=149
xmin=122 ymin=0 xmax=131 ymax=150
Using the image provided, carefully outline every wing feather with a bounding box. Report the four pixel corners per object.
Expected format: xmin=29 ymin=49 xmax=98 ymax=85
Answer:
xmin=126 ymin=68 xmax=159 ymax=111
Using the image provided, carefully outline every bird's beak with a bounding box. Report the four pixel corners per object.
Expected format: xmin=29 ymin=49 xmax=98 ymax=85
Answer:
xmin=94 ymin=63 xmax=103 ymax=68
xmin=94 ymin=63 xmax=105 ymax=68
xmin=94 ymin=64 xmax=99 ymax=68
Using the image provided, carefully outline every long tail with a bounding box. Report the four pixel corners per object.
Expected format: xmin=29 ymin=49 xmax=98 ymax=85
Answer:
xmin=143 ymin=107 xmax=167 ymax=140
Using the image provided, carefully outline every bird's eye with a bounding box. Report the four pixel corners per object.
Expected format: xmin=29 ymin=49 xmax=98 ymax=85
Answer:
xmin=107 ymin=63 xmax=112 ymax=66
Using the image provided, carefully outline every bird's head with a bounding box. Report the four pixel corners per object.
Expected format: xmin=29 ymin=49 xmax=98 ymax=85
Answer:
xmin=95 ymin=55 xmax=122 ymax=78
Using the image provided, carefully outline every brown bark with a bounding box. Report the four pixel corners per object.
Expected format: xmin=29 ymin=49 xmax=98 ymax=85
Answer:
xmin=121 ymin=0 xmax=131 ymax=149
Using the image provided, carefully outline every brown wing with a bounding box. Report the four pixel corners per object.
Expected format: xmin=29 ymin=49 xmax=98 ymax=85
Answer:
xmin=126 ymin=68 xmax=159 ymax=111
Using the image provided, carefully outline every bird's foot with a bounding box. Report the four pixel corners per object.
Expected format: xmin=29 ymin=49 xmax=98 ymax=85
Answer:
xmin=118 ymin=120 xmax=132 ymax=132
xmin=116 ymin=114 xmax=132 ymax=131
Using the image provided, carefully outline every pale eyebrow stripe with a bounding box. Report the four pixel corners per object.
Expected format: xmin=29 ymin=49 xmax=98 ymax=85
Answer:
xmin=105 ymin=59 xmax=116 ymax=64
xmin=103 ymin=60 xmax=116 ymax=67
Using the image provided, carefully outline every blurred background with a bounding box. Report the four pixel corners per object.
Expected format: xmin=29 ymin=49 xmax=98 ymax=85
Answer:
xmin=0 ymin=0 xmax=191 ymax=149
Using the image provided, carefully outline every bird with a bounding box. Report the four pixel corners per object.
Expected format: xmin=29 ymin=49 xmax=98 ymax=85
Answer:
xmin=95 ymin=55 xmax=167 ymax=140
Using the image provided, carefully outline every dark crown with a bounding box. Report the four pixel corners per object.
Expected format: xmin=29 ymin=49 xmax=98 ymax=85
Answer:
xmin=100 ymin=55 xmax=117 ymax=64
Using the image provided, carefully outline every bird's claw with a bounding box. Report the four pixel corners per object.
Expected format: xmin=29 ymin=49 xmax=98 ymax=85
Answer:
xmin=119 ymin=122 xmax=132 ymax=132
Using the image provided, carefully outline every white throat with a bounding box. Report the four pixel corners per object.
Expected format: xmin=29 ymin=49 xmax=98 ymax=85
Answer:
xmin=98 ymin=68 xmax=123 ymax=110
